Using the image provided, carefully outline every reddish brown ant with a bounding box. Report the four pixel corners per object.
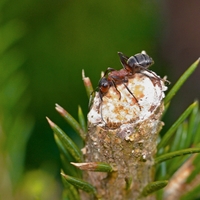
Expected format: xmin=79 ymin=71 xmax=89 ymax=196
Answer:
xmin=92 ymin=51 xmax=161 ymax=123
xmin=98 ymin=51 xmax=156 ymax=104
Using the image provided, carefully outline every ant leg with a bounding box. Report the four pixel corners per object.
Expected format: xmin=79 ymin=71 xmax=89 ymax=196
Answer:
xmin=123 ymin=83 xmax=141 ymax=110
xmin=107 ymin=67 xmax=116 ymax=71
xmin=89 ymin=88 xmax=98 ymax=109
xmin=118 ymin=52 xmax=129 ymax=66
xmin=89 ymin=88 xmax=105 ymax=121
xmin=133 ymin=63 xmax=160 ymax=81
xmin=118 ymin=52 xmax=134 ymax=74
xmin=111 ymin=80 xmax=121 ymax=100
xmin=99 ymin=91 xmax=104 ymax=101
xmin=143 ymin=68 xmax=160 ymax=80
xmin=100 ymin=101 xmax=106 ymax=124
xmin=139 ymin=68 xmax=163 ymax=91
xmin=138 ymin=68 xmax=163 ymax=100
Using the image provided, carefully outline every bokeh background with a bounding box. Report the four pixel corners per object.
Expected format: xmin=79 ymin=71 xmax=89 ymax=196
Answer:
xmin=1 ymin=0 xmax=200 ymax=199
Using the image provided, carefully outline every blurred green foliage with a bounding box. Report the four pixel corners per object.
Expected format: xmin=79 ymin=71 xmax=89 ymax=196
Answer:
xmin=1 ymin=0 xmax=166 ymax=199
xmin=0 ymin=1 xmax=34 ymax=198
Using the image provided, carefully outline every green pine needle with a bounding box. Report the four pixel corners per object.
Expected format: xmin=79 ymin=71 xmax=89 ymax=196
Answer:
xmin=155 ymin=148 xmax=200 ymax=164
xmin=158 ymin=101 xmax=197 ymax=150
xmin=61 ymin=173 xmax=80 ymax=200
xmin=194 ymin=121 xmax=200 ymax=145
xmin=187 ymin=101 xmax=200 ymax=146
xmin=78 ymin=105 xmax=87 ymax=133
xmin=188 ymin=101 xmax=199 ymax=134
xmin=71 ymin=162 xmax=113 ymax=172
xmin=46 ymin=117 xmax=83 ymax=162
xmin=164 ymin=58 xmax=200 ymax=105
xmin=61 ymin=172 xmax=97 ymax=195
xmin=55 ymin=103 xmax=86 ymax=140
xmin=180 ymin=184 xmax=200 ymax=200
xmin=125 ymin=177 xmax=133 ymax=191
xmin=54 ymin=134 xmax=81 ymax=178
xmin=140 ymin=180 xmax=168 ymax=197
xmin=186 ymin=161 xmax=200 ymax=183
xmin=172 ymin=124 xmax=184 ymax=152
xmin=60 ymin=154 xmax=82 ymax=178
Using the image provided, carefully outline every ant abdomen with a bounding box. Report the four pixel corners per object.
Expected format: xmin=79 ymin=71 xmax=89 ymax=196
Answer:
xmin=127 ymin=51 xmax=154 ymax=69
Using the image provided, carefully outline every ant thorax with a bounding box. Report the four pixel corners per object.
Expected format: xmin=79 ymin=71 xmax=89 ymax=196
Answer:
xmin=88 ymin=70 xmax=167 ymax=129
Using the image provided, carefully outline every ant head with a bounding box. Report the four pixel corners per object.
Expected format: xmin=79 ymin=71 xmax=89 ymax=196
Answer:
xmin=98 ymin=77 xmax=111 ymax=100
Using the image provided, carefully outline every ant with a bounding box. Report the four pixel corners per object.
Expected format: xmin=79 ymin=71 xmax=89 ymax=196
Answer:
xmin=92 ymin=51 xmax=160 ymax=123
xmin=98 ymin=51 xmax=156 ymax=102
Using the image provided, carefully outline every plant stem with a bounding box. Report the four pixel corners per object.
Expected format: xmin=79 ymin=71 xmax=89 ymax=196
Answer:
xmin=82 ymin=72 xmax=167 ymax=200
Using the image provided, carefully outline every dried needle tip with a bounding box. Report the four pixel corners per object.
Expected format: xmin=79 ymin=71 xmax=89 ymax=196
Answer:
xmin=71 ymin=162 xmax=86 ymax=168
xmin=55 ymin=103 xmax=66 ymax=115
xmin=71 ymin=162 xmax=101 ymax=171
xmin=70 ymin=162 xmax=91 ymax=167
xmin=70 ymin=162 xmax=96 ymax=171
xmin=46 ymin=117 xmax=55 ymax=127
xmin=60 ymin=172 xmax=66 ymax=177
xmin=82 ymin=69 xmax=85 ymax=79
xmin=71 ymin=162 xmax=80 ymax=166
